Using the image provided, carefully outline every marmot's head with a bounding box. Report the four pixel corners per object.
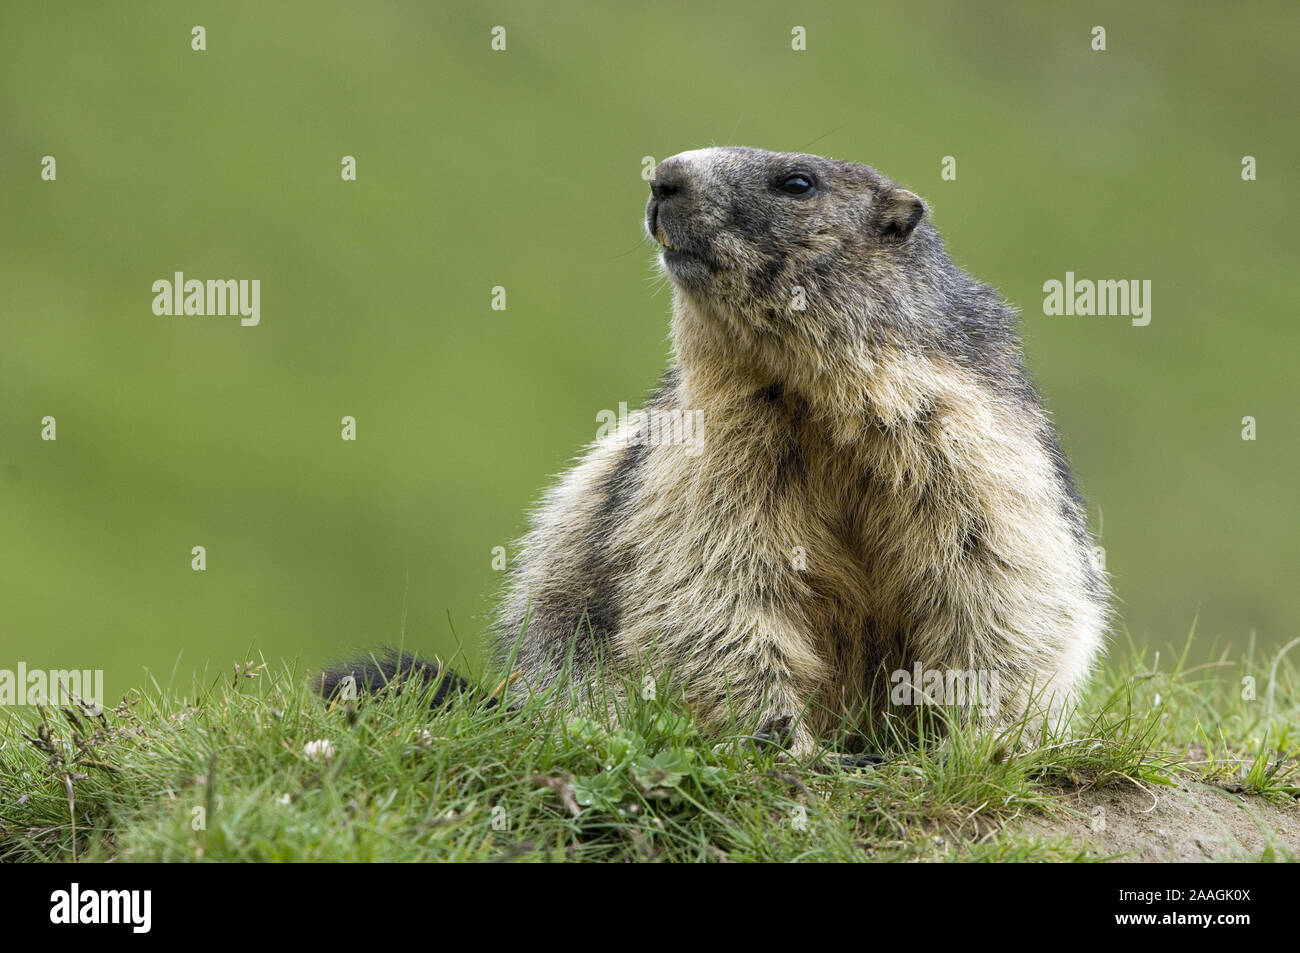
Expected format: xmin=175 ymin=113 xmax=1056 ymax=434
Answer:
xmin=647 ymin=146 xmax=928 ymax=320
xmin=645 ymin=147 xmax=980 ymax=392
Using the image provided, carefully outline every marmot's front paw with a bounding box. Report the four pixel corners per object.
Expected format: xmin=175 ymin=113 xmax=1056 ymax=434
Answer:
xmin=822 ymin=752 xmax=887 ymax=772
xmin=753 ymin=718 xmax=886 ymax=770
xmin=752 ymin=714 xmax=796 ymax=750
xmin=752 ymin=715 xmax=825 ymax=762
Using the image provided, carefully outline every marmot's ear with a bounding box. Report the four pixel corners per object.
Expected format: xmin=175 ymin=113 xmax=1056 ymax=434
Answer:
xmin=873 ymin=188 xmax=925 ymax=241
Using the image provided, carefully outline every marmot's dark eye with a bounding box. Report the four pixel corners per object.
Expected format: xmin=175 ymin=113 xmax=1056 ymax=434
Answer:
xmin=777 ymin=174 xmax=815 ymax=196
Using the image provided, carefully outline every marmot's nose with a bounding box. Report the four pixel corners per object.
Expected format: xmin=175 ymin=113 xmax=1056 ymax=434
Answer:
xmin=649 ymin=158 xmax=689 ymax=201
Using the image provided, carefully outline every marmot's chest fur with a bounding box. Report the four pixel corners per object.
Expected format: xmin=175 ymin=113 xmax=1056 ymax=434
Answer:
xmin=496 ymin=146 xmax=1107 ymax=755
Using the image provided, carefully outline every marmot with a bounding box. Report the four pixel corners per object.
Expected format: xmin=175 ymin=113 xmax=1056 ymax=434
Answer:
xmin=323 ymin=147 xmax=1108 ymax=758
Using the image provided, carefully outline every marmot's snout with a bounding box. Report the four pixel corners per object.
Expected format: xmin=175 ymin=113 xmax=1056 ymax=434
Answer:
xmin=646 ymin=155 xmax=692 ymax=250
xmin=646 ymin=151 xmax=727 ymax=290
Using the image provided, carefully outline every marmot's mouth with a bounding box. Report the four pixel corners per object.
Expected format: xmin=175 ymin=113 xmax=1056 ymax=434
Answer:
xmin=647 ymin=200 xmax=676 ymax=250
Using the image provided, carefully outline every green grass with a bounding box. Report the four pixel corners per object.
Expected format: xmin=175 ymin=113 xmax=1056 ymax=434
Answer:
xmin=1 ymin=633 xmax=1296 ymax=863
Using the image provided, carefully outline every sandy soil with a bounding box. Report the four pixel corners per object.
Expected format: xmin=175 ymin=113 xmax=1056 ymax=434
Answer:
xmin=1016 ymin=778 xmax=1300 ymax=861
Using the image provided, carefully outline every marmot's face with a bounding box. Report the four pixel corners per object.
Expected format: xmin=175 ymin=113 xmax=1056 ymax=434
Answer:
xmin=646 ymin=146 xmax=927 ymax=338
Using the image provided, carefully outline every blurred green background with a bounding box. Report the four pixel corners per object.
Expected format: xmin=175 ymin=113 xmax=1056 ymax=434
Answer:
xmin=2 ymin=1 xmax=1296 ymax=702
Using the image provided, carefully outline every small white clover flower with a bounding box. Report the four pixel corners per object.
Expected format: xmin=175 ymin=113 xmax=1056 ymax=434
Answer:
xmin=303 ymin=739 xmax=336 ymax=763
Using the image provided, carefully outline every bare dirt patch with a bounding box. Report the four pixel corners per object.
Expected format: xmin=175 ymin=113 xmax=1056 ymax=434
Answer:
xmin=1018 ymin=778 xmax=1300 ymax=861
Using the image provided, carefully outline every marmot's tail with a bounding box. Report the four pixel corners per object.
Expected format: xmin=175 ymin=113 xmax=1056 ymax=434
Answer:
xmin=316 ymin=648 xmax=477 ymax=708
